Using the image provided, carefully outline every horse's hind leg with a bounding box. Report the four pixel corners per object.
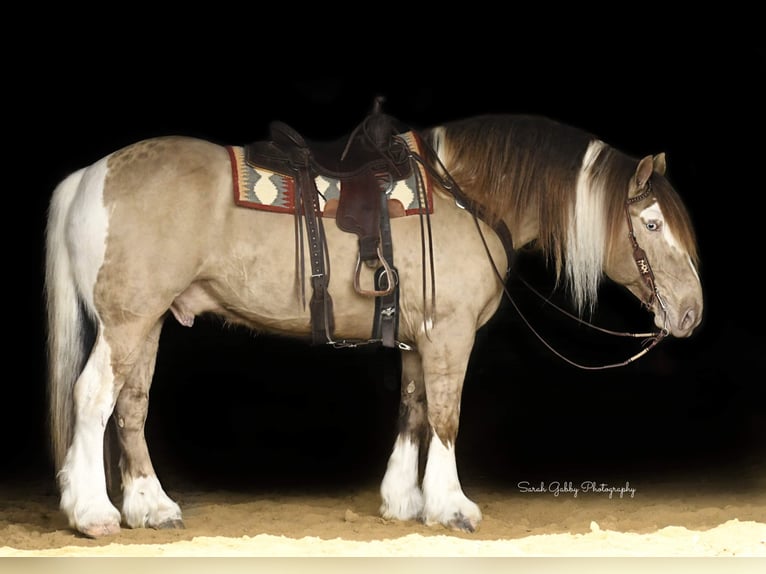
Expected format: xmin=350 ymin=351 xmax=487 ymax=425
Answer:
xmin=113 ymin=318 xmax=183 ymax=530
xmin=380 ymin=350 xmax=428 ymax=521
xmin=59 ymin=316 xmax=176 ymax=537
xmin=58 ymin=331 xmax=123 ymax=538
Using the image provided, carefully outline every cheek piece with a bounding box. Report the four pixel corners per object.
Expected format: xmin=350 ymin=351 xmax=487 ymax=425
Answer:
xmin=625 ymin=182 xmax=669 ymax=336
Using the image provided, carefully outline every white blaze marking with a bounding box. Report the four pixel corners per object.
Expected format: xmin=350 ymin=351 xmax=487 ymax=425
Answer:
xmin=639 ymin=202 xmax=680 ymax=250
xmin=688 ymin=255 xmax=700 ymax=282
xmin=639 ymin=202 xmax=699 ymax=280
xmin=638 ymin=205 xmax=699 ymax=280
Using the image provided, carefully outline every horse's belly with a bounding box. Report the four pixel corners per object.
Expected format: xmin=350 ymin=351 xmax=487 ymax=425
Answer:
xmin=191 ymin=214 xmax=379 ymax=338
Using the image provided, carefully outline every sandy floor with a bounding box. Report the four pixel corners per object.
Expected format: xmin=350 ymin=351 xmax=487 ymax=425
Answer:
xmin=2 ymin=467 xmax=765 ymax=558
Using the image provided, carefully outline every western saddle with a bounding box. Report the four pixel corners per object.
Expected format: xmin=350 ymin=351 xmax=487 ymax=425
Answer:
xmin=244 ymin=97 xmax=421 ymax=348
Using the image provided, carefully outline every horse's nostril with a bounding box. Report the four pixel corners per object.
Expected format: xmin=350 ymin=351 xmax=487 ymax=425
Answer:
xmin=681 ymin=308 xmax=697 ymax=332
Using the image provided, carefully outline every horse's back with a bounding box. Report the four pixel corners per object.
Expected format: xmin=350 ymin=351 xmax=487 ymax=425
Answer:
xmin=104 ymin=136 xmax=231 ymax=207
xmin=106 ymin=136 xmax=232 ymax=240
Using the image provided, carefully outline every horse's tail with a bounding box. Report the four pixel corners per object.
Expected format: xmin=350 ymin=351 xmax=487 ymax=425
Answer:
xmin=45 ymin=168 xmax=92 ymax=473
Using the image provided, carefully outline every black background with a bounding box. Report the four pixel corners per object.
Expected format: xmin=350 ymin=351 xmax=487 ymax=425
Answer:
xmin=6 ymin=18 xmax=765 ymax=497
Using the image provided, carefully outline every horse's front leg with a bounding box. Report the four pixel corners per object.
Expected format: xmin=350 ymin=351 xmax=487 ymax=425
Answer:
xmin=114 ymin=319 xmax=183 ymax=530
xmin=380 ymin=349 xmax=429 ymax=521
xmin=420 ymin=333 xmax=482 ymax=532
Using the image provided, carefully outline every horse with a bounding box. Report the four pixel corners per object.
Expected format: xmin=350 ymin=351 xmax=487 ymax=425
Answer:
xmin=44 ymin=107 xmax=703 ymax=538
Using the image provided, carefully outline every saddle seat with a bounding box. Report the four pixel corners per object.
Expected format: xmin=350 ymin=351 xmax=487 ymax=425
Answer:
xmin=245 ymin=101 xmax=412 ymax=261
xmin=243 ymin=98 xmax=413 ymax=347
xmin=268 ymin=113 xmax=411 ymax=180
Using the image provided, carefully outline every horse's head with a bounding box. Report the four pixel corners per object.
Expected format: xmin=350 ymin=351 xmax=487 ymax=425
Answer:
xmin=605 ymin=154 xmax=703 ymax=338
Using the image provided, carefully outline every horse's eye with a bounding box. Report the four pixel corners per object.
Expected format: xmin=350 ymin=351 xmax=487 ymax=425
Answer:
xmin=645 ymin=220 xmax=661 ymax=232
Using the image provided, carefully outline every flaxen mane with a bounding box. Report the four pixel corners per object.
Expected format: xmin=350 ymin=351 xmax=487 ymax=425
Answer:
xmin=430 ymin=115 xmax=699 ymax=314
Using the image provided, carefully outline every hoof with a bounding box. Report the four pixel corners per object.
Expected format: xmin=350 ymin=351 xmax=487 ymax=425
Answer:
xmin=157 ymin=519 xmax=185 ymax=530
xmin=80 ymin=521 xmax=122 ymax=539
xmin=447 ymin=512 xmax=478 ymax=533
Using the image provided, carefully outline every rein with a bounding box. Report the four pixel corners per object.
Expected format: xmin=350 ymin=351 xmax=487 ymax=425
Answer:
xmin=417 ymin=139 xmax=669 ymax=370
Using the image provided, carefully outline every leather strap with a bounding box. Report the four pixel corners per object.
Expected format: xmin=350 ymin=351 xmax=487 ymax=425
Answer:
xmin=295 ymin=163 xmax=334 ymax=343
xmin=374 ymin=182 xmax=398 ymax=347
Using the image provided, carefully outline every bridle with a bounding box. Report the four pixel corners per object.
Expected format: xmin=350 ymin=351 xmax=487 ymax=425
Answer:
xmin=418 ymin=141 xmax=670 ymax=370
xmin=625 ymin=182 xmax=670 ymax=321
xmin=499 ymin=183 xmax=669 ymax=370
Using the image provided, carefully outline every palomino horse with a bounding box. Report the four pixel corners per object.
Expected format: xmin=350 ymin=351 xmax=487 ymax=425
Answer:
xmin=45 ymin=108 xmax=703 ymax=538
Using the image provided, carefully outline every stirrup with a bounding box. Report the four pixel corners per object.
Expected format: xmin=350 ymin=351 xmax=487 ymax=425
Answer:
xmin=354 ymin=245 xmax=396 ymax=297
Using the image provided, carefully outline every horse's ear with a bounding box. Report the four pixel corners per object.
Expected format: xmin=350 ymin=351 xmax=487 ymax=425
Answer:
xmin=653 ymin=152 xmax=667 ymax=176
xmin=631 ymin=155 xmax=655 ymax=198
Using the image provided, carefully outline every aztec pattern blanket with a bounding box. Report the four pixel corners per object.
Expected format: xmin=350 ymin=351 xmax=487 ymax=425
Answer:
xmin=226 ymin=131 xmax=433 ymax=218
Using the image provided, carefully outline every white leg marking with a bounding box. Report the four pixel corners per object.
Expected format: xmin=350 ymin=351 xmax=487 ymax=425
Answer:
xmin=58 ymin=335 xmax=121 ymax=536
xmin=380 ymin=434 xmax=423 ymax=521
xmin=122 ymin=475 xmax=183 ymax=529
xmin=422 ymin=433 xmax=482 ymax=531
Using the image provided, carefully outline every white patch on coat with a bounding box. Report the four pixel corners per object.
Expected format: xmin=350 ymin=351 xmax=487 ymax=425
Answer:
xmin=66 ymin=157 xmax=110 ymax=313
xmin=53 ymin=156 xmax=120 ymax=534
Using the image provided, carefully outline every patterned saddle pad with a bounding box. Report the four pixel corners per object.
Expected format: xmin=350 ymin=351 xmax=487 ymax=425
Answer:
xmin=226 ymin=131 xmax=433 ymax=218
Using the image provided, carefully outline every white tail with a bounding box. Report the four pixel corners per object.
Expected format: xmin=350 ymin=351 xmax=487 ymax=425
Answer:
xmin=45 ymin=168 xmax=90 ymax=472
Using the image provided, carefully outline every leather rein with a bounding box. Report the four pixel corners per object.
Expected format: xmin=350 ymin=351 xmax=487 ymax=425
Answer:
xmin=414 ymin=140 xmax=669 ymax=371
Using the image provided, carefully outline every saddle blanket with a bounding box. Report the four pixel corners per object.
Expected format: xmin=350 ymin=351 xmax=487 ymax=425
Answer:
xmin=227 ymin=131 xmax=433 ymax=217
